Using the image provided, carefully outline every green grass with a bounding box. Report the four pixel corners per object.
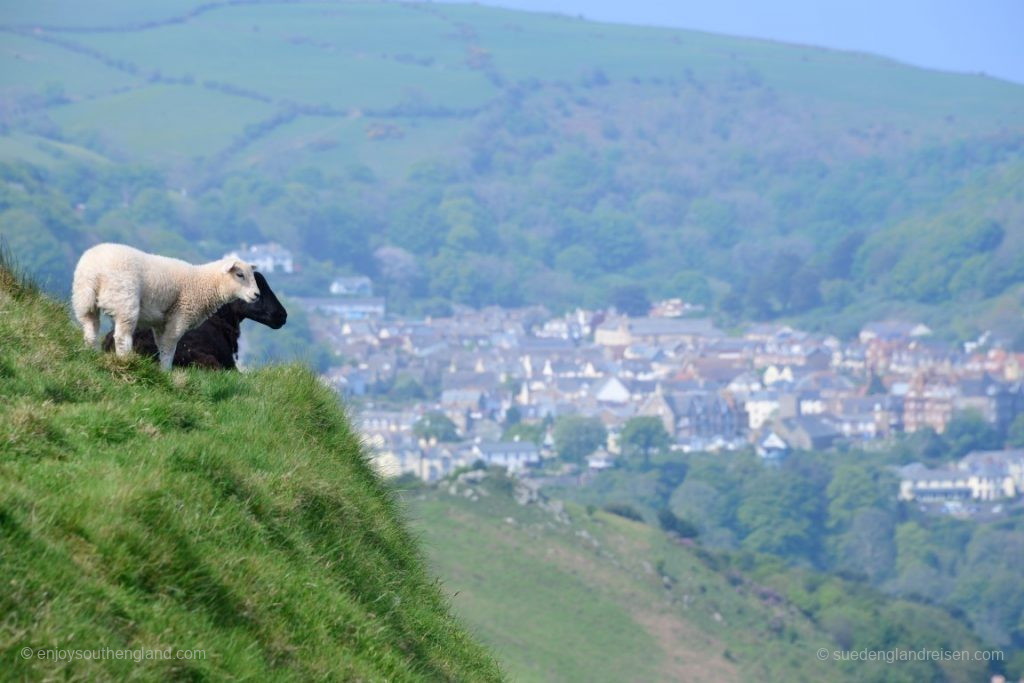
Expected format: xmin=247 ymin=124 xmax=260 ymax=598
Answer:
xmin=0 ymin=132 xmax=112 ymax=168
xmin=413 ymin=495 xmax=666 ymax=682
xmin=48 ymin=84 xmax=278 ymax=163
xmin=0 ymin=32 xmax=139 ymax=102
xmin=0 ymin=258 xmax=502 ymax=681
xmin=67 ymin=3 xmax=498 ymax=111
xmin=233 ymin=114 xmax=470 ymax=178
xmin=438 ymin=3 xmax=1024 ymax=122
xmin=0 ymin=0 xmax=196 ymax=27
xmin=408 ymin=473 xmax=993 ymax=682
xmin=409 ymin=480 xmax=824 ymax=682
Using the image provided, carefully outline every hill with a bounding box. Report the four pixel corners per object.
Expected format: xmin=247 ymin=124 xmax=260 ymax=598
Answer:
xmin=2 ymin=1 xmax=1024 ymax=338
xmin=405 ymin=470 xmax=996 ymax=682
xmin=0 ymin=257 xmax=501 ymax=680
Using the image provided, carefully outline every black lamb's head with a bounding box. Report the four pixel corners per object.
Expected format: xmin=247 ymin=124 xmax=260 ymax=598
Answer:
xmin=244 ymin=271 xmax=287 ymax=329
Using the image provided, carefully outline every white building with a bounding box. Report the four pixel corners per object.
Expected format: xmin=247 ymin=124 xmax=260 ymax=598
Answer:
xmin=745 ymin=391 xmax=780 ymax=430
xmin=330 ymin=276 xmax=373 ymax=297
xmin=472 ymin=441 xmax=541 ymax=472
xmin=224 ymin=242 xmax=294 ymax=274
xmin=898 ymin=461 xmax=1017 ymax=502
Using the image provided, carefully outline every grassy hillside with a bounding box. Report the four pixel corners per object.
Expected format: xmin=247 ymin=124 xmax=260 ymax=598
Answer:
xmin=2 ymin=0 xmax=1024 ymax=336
xmin=0 ymin=259 xmax=501 ymax=680
xmin=407 ymin=472 xmax=996 ymax=682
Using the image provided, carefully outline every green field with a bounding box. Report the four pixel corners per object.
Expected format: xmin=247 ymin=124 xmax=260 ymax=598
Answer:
xmin=408 ymin=473 xmax=993 ymax=682
xmin=49 ymin=83 xmax=277 ymax=163
xmin=0 ymin=32 xmax=139 ymax=102
xmin=6 ymin=0 xmax=1022 ymax=177
xmin=0 ymin=258 xmax=500 ymax=680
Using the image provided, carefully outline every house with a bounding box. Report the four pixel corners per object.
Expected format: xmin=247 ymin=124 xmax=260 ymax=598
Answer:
xmin=959 ymin=449 xmax=1024 ymax=488
xmin=763 ymin=365 xmax=795 ymax=387
xmin=859 ymin=320 xmax=932 ymax=344
xmin=902 ymin=377 xmax=956 ymax=433
xmin=586 ymin=449 xmax=617 ymax=470
xmin=775 ymin=415 xmax=840 ymax=451
xmin=897 ymin=464 xmax=974 ymax=502
xmin=745 ymin=391 xmax=780 ymax=429
xmin=726 ymin=371 xmax=763 ymax=397
xmin=472 ymin=441 xmax=541 ymax=472
xmin=368 ymin=433 xmax=422 ymax=478
xmin=955 ymin=377 xmax=1024 ymax=434
xmin=420 ymin=444 xmax=474 ymax=482
xmin=224 ymin=242 xmax=294 ymax=274
xmin=329 ymin=275 xmax=373 ymax=297
xmin=440 ymin=388 xmax=485 ymax=433
xmin=595 ymin=377 xmax=631 ymax=405
xmin=296 ymin=297 xmax=386 ymax=320
xmin=836 ymin=396 xmax=902 ymax=438
xmin=324 ymin=366 xmax=370 ymax=396
xmin=898 ymin=462 xmax=1016 ymax=502
xmin=649 ymin=298 xmax=704 ymax=318
xmin=595 ymin=317 xmax=720 ymax=347
xmin=637 ymin=390 xmax=677 ymax=435
xmin=637 ymin=390 xmax=745 ymax=442
xmin=359 ymin=409 xmax=416 ymax=434
xmin=757 ymin=431 xmax=789 ymax=459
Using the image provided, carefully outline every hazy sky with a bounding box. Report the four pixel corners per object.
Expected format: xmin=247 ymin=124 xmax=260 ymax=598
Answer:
xmin=454 ymin=0 xmax=1024 ymax=85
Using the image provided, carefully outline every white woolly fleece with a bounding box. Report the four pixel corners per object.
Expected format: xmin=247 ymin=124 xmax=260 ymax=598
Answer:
xmin=72 ymin=243 xmax=259 ymax=370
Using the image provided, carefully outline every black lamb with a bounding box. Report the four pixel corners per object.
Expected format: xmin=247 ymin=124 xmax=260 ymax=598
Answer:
xmin=102 ymin=271 xmax=287 ymax=369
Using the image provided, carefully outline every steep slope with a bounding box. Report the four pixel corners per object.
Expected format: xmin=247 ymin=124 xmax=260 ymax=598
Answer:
xmin=406 ymin=471 xmax=995 ymax=683
xmin=0 ymin=260 xmax=501 ymax=680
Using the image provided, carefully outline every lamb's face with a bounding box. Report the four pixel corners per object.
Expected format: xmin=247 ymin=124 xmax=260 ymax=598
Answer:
xmin=223 ymin=260 xmax=260 ymax=303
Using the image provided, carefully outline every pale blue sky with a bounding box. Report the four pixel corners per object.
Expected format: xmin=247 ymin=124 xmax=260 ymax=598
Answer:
xmin=447 ymin=0 xmax=1024 ymax=84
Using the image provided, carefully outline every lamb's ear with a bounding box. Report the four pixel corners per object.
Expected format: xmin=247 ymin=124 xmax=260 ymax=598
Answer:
xmin=223 ymin=259 xmax=242 ymax=274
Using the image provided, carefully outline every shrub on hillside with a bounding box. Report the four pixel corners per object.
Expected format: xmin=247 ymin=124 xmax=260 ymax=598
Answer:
xmin=603 ymin=502 xmax=644 ymax=522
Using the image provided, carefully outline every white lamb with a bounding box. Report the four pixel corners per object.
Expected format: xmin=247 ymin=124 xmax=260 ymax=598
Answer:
xmin=71 ymin=243 xmax=260 ymax=370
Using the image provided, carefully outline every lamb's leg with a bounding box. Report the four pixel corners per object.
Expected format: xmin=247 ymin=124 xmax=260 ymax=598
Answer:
xmin=79 ymin=311 xmax=101 ymax=350
xmin=112 ymin=311 xmax=139 ymax=357
xmin=155 ymin=317 xmax=189 ymax=371
xmin=71 ymin=289 xmax=100 ymax=349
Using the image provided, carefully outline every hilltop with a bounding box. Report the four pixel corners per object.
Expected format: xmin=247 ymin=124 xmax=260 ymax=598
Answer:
xmin=2 ymin=0 xmax=1024 ymax=338
xmin=0 ymin=259 xmax=501 ymax=680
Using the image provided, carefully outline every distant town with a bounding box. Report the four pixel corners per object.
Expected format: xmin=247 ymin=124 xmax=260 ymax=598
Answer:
xmin=239 ymin=243 xmax=1024 ymax=508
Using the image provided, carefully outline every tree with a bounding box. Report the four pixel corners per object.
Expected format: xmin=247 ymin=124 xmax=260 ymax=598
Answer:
xmin=737 ymin=472 xmax=823 ymax=560
xmin=944 ymin=410 xmax=1000 ymax=458
xmin=620 ymin=416 xmax=671 ymax=465
xmin=897 ymin=427 xmax=948 ymax=464
xmin=610 ymin=284 xmax=650 ymax=316
xmin=866 ymin=373 xmax=886 ymax=395
xmin=413 ymin=412 xmax=459 ymax=443
xmin=668 ymin=271 xmax=711 ymax=306
xmin=831 ymin=508 xmax=896 ymax=581
xmin=1007 ymin=414 xmax=1024 ymax=448
xmin=826 ymin=464 xmax=891 ymax=533
xmin=657 ymin=508 xmax=698 ymax=538
xmin=502 ymin=422 xmax=544 ymax=445
xmin=552 ymin=416 xmax=607 ymax=461
xmin=504 ymin=405 xmax=522 ymax=427
xmin=388 ymin=374 xmax=425 ymax=401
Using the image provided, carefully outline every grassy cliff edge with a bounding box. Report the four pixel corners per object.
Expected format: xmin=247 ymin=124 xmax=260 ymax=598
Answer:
xmin=0 ymin=262 xmax=501 ymax=680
